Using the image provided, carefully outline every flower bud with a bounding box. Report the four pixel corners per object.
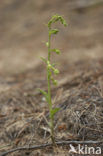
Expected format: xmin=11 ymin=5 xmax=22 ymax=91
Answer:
xmin=47 ymin=61 xmax=52 ymax=69
xmin=46 ymin=42 xmax=49 ymax=47
xmin=54 ymin=69 xmax=59 ymax=74
xmin=53 ymin=80 xmax=58 ymax=85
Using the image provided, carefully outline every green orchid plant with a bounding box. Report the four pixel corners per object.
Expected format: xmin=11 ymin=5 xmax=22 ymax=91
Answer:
xmin=39 ymin=14 xmax=67 ymax=144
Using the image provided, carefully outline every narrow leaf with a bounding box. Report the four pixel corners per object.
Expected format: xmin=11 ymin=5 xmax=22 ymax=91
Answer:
xmin=51 ymin=63 xmax=57 ymax=67
xmin=50 ymin=108 xmax=60 ymax=117
xmin=49 ymin=29 xmax=59 ymax=35
xmin=38 ymin=89 xmax=49 ymax=103
xmin=40 ymin=57 xmax=47 ymax=64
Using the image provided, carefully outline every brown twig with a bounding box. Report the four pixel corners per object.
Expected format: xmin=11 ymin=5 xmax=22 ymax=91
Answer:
xmin=0 ymin=140 xmax=102 ymax=156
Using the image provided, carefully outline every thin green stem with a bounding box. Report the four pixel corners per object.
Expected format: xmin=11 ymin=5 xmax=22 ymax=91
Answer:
xmin=48 ymin=33 xmax=51 ymax=61
xmin=47 ymin=29 xmax=55 ymax=144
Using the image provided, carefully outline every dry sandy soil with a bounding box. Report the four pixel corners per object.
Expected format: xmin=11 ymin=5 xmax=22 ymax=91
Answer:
xmin=0 ymin=0 xmax=103 ymax=155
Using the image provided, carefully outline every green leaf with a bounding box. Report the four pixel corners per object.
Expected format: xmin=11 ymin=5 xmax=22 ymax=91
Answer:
xmin=50 ymin=108 xmax=60 ymax=117
xmin=38 ymin=89 xmax=49 ymax=103
xmin=51 ymin=49 xmax=61 ymax=54
xmin=49 ymin=29 xmax=59 ymax=35
xmin=40 ymin=57 xmax=47 ymax=64
xmin=51 ymin=63 xmax=58 ymax=67
xmin=51 ymin=63 xmax=56 ymax=67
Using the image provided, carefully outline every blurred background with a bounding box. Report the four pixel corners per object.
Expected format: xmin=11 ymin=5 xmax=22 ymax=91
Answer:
xmin=0 ymin=0 xmax=103 ymax=75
